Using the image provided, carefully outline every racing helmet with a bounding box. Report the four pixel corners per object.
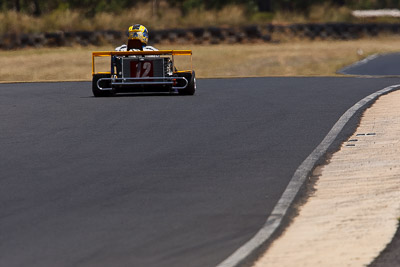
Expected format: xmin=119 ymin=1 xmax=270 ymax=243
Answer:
xmin=127 ymin=24 xmax=149 ymax=46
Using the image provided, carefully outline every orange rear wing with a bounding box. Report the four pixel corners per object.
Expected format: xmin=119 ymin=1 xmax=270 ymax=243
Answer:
xmin=92 ymin=50 xmax=193 ymax=75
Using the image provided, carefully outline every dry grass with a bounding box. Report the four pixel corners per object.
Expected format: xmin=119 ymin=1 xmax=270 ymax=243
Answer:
xmin=0 ymin=3 xmax=249 ymax=35
xmin=1 ymin=2 xmax=388 ymax=35
xmin=2 ymin=36 xmax=400 ymax=82
xmin=272 ymin=3 xmax=353 ymax=24
xmin=3 ymin=1 xmax=400 ymax=35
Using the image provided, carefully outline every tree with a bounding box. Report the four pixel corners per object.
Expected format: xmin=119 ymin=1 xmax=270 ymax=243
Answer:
xmin=33 ymin=0 xmax=41 ymax=16
xmin=15 ymin=0 xmax=20 ymax=12
xmin=257 ymin=0 xmax=271 ymax=12
xmin=331 ymin=0 xmax=345 ymax=5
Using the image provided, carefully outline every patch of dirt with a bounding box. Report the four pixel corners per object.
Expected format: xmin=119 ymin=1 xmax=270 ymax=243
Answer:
xmin=253 ymin=90 xmax=400 ymax=267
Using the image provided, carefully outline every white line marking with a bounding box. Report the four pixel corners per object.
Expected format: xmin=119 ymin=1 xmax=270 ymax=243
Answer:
xmin=216 ymin=84 xmax=400 ymax=267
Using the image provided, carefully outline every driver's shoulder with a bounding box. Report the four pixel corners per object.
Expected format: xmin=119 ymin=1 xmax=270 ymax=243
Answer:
xmin=143 ymin=46 xmax=158 ymax=51
xmin=115 ymin=44 xmax=127 ymax=51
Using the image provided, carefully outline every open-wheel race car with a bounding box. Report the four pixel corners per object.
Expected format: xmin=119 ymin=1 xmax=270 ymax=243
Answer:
xmin=91 ymin=50 xmax=196 ymax=97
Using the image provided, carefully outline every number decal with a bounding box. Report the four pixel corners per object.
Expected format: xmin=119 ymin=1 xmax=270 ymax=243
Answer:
xmin=142 ymin=62 xmax=151 ymax=77
xmin=136 ymin=62 xmax=142 ymax=77
xmin=133 ymin=61 xmax=153 ymax=78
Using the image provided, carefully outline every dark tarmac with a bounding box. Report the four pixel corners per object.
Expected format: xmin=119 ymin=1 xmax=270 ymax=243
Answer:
xmin=1 ymin=78 xmax=399 ymax=267
xmin=339 ymin=52 xmax=400 ymax=76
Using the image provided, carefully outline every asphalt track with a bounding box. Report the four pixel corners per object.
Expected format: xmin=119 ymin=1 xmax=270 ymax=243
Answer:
xmin=1 ymin=77 xmax=400 ymax=267
xmin=339 ymin=52 xmax=400 ymax=76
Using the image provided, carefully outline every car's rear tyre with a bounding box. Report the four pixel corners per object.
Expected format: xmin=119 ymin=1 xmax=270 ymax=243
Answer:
xmin=92 ymin=74 xmax=114 ymax=97
xmin=177 ymin=71 xmax=196 ymax=95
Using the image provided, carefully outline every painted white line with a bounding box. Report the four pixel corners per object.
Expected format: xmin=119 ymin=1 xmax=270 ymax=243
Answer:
xmin=216 ymin=84 xmax=400 ymax=267
xmin=352 ymin=9 xmax=400 ymax=18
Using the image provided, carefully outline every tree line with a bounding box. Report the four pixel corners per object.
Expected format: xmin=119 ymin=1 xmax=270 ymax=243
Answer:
xmin=2 ymin=0 xmax=400 ymax=16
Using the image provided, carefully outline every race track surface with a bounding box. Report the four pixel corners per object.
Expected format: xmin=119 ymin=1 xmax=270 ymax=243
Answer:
xmin=339 ymin=53 xmax=400 ymax=76
xmin=1 ymin=78 xmax=400 ymax=267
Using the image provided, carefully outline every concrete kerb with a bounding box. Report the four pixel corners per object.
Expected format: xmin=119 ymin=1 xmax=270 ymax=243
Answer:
xmin=216 ymin=84 xmax=400 ymax=267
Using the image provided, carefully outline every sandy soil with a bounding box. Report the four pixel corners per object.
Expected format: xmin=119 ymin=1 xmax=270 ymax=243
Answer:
xmin=253 ymin=90 xmax=400 ymax=267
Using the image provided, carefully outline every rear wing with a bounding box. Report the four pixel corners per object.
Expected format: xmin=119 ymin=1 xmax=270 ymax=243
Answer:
xmin=92 ymin=50 xmax=193 ymax=75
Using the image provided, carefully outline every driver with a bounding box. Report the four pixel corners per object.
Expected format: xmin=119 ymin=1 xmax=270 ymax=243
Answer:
xmin=115 ymin=24 xmax=158 ymax=51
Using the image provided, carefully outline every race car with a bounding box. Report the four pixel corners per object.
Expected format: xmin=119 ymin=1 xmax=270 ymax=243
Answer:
xmin=91 ymin=50 xmax=196 ymax=97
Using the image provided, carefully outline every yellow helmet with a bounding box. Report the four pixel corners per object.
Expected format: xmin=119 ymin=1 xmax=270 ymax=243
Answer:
xmin=127 ymin=24 xmax=149 ymax=46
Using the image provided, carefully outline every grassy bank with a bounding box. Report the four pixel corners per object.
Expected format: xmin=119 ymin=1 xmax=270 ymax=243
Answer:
xmin=0 ymin=3 xmax=250 ymax=35
xmin=1 ymin=36 xmax=400 ymax=82
xmin=3 ymin=2 xmax=400 ymax=35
